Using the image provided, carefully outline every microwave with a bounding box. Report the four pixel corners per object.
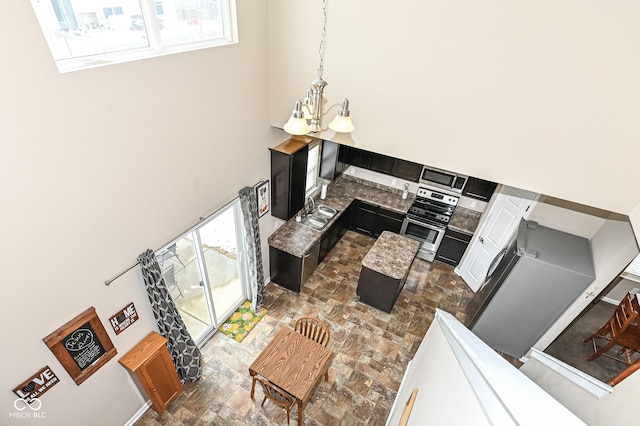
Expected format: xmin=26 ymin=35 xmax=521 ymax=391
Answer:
xmin=419 ymin=166 xmax=467 ymax=193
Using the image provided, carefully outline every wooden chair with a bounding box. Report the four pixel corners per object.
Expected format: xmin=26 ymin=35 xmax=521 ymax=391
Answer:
xmin=584 ymin=292 xmax=640 ymax=364
xmin=294 ymin=317 xmax=331 ymax=381
xmin=255 ymin=376 xmax=297 ymax=425
xmin=295 ymin=317 xmax=331 ymax=346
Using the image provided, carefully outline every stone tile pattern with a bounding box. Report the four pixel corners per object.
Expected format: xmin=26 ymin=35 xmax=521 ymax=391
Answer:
xmin=268 ymin=174 xmax=414 ymax=257
xmin=362 ymin=231 xmax=419 ymax=280
xmin=133 ymin=231 xmax=475 ymax=426
xmin=448 ymin=206 xmax=481 ymax=235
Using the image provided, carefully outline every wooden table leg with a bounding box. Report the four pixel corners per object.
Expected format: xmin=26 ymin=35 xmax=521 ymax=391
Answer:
xmin=250 ymin=372 xmax=256 ymax=399
xmin=297 ymin=399 xmax=303 ymax=426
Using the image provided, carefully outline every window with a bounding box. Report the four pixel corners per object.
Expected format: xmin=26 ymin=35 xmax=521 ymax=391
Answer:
xmin=306 ymin=141 xmax=321 ymax=195
xmin=29 ymin=0 xmax=237 ymax=73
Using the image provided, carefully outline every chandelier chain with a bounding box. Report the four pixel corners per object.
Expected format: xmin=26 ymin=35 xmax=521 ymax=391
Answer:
xmin=317 ymin=0 xmax=327 ymax=79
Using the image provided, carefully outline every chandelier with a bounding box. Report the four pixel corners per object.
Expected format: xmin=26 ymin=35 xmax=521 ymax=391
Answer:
xmin=283 ymin=0 xmax=355 ymax=136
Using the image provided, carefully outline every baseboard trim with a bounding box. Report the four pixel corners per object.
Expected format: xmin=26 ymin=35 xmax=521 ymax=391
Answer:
xmin=123 ymin=401 xmax=152 ymax=426
xmin=600 ymin=296 xmax=619 ymax=305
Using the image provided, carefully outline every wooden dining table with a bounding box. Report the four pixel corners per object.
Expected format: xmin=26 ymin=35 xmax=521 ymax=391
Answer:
xmin=249 ymin=326 xmax=333 ymax=426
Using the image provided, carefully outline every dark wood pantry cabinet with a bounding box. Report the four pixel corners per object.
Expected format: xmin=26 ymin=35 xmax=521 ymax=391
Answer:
xmin=270 ymin=136 xmax=311 ymax=220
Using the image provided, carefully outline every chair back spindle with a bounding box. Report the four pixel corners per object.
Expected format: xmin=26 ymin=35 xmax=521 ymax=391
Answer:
xmin=294 ymin=317 xmax=330 ymax=347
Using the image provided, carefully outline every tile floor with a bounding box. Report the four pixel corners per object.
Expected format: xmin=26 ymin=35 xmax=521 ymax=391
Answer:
xmin=134 ymin=230 xmax=477 ymax=425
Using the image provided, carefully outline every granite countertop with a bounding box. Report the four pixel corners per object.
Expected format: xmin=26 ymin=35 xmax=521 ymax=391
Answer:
xmin=267 ymin=174 xmax=415 ymax=257
xmin=362 ymin=231 xmax=420 ymax=279
xmin=448 ymin=207 xmax=481 ymax=235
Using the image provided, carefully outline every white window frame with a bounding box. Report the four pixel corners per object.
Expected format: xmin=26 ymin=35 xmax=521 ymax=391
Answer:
xmin=31 ymin=0 xmax=238 ymax=73
xmin=305 ymin=141 xmax=321 ymax=196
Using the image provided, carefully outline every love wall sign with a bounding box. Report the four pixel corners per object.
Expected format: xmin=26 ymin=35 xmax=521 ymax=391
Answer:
xmin=43 ymin=307 xmax=117 ymax=385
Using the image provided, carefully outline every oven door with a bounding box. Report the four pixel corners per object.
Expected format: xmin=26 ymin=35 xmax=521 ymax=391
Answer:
xmin=400 ymin=216 xmax=446 ymax=253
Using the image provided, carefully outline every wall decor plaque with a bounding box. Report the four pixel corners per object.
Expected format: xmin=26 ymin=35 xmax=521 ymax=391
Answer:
xmin=43 ymin=307 xmax=117 ymax=385
xmin=12 ymin=366 xmax=59 ymax=404
xmin=256 ymin=180 xmax=270 ymax=217
xmin=109 ymin=302 xmax=138 ymax=335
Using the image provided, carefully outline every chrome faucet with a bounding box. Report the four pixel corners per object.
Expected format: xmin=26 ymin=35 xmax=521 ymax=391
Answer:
xmin=305 ymin=196 xmax=315 ymax=215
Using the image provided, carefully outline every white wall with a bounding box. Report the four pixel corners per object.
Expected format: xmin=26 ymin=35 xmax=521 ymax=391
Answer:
xmin=521 ymin=355 xmax=640 ymax=425
xmin=603 ymin=278 xmax=640 ymax=304
xmin=387 ymin=318 xmax=490 ymax=425
xmin=387 ymin=310 xmax=585 ymax=425
xmin=268 ymin=0 xmax=640 ymax=219
xmin=0 ymin=2 xmax=282 ymax=425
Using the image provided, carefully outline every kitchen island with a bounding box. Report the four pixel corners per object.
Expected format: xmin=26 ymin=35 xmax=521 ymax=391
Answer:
xmin=357 ymin=231 xmax=420 ymax=312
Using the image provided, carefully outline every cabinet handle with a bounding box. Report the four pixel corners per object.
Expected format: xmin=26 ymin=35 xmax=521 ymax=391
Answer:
xmin=479 ymin=237 xmax=485 ymax=244
xmin=465 ymin=192 xmax=485 ymax=199
xmin=445 ymin=235 xmax=470 ymax=244
xmin=153 ymin=388 xmax=157 ymax=392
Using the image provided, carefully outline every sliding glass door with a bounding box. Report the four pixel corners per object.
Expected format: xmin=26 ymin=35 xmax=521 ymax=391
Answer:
xmin=156 ymin=200 xmax=248 ymax=345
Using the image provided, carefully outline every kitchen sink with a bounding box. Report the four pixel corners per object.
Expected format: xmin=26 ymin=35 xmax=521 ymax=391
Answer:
xmin=314 ymin=204 xmax=338 ymax=219
xmin=300 ymin=214 xmax=329 ymax=230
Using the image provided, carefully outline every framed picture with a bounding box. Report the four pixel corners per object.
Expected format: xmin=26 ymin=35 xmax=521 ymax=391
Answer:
xmin=256 ymin=180 xmax=270 ymax=218
xmin=43 ymin=307 xmax=117 ymax=385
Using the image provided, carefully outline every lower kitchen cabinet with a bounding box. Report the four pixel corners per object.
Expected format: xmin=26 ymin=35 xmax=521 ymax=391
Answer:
xmin=351 ymin=200 xmax=378 ymax=236
xmin=351 ymin=201 xmax=404 ymax=238
xmin=319 ymin=203 xmax=354 ymax=262
xmin=119 ymin=332 xmax=184 ymax=414
xmin=435 ymin=228 xmax=473 ymax=266
xmin=372 ymin=208 xmax=404 ymax=236
xmin=269 ymin=243 xmax=320 ymax=293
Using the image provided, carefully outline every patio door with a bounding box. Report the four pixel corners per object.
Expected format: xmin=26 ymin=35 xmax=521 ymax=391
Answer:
xmin=156 ymin=200 xmax=249 ymax=345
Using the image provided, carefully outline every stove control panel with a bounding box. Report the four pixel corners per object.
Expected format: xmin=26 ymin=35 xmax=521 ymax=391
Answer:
xmin=416 ymin=186 xmax=459 ymax=206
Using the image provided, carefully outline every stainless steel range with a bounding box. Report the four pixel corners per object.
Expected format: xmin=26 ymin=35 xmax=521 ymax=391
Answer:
xmin=400 ymin=186 xmax=459 ymax=261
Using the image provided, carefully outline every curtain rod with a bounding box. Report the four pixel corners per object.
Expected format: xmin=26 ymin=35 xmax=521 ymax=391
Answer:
xmin=104 ymin=180 xmax=265 ymax=286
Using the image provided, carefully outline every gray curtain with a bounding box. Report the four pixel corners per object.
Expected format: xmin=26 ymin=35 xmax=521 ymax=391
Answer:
xmin=137 ymin=249 xmax=202 ymax=382
xmin=239 ymin=186 xmax=266 ymax=310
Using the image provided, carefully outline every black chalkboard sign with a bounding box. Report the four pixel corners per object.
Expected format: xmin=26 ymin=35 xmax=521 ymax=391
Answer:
xmin=44 ymin=307 xmax=117 ymax=385
xmin=61 ymin=321 xmax=107 ymax=371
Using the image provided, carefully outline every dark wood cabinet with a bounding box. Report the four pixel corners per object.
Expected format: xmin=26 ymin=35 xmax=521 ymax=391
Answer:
xmin=319 ymin=140 xmax=348 ymax=180
xmin=341 ymin=145 xmax=422 ymax=182
xmin=319 ymin=203 xmax=354 ymax=262
xmin=462 ymin=177 xmax=498 ymax=202
xmin=351 ymin=201 xmax=405 ymax=238
xmin=270 ymin=237 xmax=320 ymax=293
xmin=351 ymin=200 xmax=378 ymax=237
xmin=372 ymin=208 xmax=404 ymax=237
xmin=119 ymin=332 xmax=184 ymax=414
xmin=391 ymin=158 xmax=423 ymax=182
xmin=369 ymin=152 xmax=394 ymax=175
xmin=435 ymin=228 xmax=473 ymax=266
xmin=270 ymin=137 xmax=310 ymax=220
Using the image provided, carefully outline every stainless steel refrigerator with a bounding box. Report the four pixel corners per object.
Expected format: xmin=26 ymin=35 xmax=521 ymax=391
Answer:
xmin=467 ymin=219 xmax=595 ymax=359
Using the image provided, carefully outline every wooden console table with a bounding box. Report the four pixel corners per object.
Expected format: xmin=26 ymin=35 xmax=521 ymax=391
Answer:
xmin=119 ymin=332 xmax=183 ymax=414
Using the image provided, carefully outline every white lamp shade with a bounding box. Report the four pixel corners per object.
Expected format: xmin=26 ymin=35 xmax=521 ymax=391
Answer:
xmin=328 ymin=115 xmax=355 ymax=133
xmin=283 ymin=116 xmax=311 ymax=135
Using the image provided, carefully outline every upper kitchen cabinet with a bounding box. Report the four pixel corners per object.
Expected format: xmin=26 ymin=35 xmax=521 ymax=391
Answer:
xmin=321 ymin=143 xmax=422 ymax=182
xmin=390 ymin=158 xmax=422 ymax=182
xmin=270 ymin=137 xmax=310 ymax=221
xmin=319 ymin=140 xmax=348 ymax=180
xmin=463 ymin=176 xmax=498 ymax=202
